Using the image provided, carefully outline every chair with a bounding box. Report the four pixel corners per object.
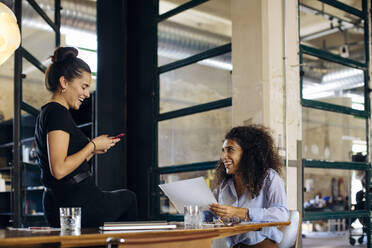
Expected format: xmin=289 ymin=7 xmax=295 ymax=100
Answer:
xmin=278 ymin=210 xmax=301 ymax=248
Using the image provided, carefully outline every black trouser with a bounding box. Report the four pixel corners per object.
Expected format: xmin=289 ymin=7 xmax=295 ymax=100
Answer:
xmin=233 ymin=239 xmax=278 ymax=248
xmin=43 ymin=177 xmax=137 ymax=227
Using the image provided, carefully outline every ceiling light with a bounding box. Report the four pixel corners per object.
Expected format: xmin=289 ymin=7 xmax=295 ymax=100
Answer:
xmin=0 ymin=2 xmax=21 ymax=66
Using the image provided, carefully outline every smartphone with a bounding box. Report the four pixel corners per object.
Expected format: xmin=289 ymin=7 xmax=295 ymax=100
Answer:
xmin=113 ymin=133 xmax=125 ymax=139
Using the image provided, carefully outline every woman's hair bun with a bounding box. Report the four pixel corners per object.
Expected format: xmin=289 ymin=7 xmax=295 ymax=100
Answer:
xmin=50 ymin=47 xmax=78 ymax=63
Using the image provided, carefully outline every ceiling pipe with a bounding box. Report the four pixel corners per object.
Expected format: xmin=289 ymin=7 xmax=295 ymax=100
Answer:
xmin=20 ymin=0 xmax=231 ymax=70
xmin=14 ymin=0 xmax=366 ymax=97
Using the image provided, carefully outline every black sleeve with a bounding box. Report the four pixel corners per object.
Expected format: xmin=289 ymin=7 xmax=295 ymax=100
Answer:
xmin=45 ymin=105 xmax=75 ymax=134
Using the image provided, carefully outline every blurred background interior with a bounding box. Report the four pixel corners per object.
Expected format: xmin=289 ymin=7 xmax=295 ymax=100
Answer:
xmin=0 ymin=0 xmax=371 ymax=247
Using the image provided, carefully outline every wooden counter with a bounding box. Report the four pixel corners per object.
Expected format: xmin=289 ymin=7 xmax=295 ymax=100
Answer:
xmin=0 ymin=221 xmax=290 ymax=248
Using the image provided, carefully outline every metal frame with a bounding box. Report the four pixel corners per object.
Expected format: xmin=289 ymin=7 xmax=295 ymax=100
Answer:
xmin=158 ymin=43 xmax=231 ymax=73
xmin=153 ymin=0 xmax=231 ymax=218
xmin=158 ymin=161 xmax=218 ymax=175
xmin=158 ymin=98 xmax=232 ymax=121
xmin=317 ymin=0 xmax=363 ymax=18
xmin=299 ymin=0 xmax=371 ymax=246
xmin=303 ymin=159 xmax=370 ymax=171
xmin=304 ymin=210 xmax=369 ymax=221
xmin=301 ymin=99 xmax=369 ymax=118
xmin=20 ymin=47 xmax=47 ymax=73
xmin=12 ymin=0 xmax=61 ymax=228
xmin=13 ymin=0 xmax=23 ymax=229
xmin=301 ymin=44 xmax=367 ymax=70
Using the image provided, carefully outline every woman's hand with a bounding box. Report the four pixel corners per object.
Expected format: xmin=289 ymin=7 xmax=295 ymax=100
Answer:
xmin=91 ymin=135 xmax=120 ymax=154
xmin=209 ymin=203 xmax=247 ymax=219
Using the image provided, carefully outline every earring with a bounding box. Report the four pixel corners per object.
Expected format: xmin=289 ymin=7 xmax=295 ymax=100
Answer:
xmin=62 ymin=88 xmax=66 ymax=93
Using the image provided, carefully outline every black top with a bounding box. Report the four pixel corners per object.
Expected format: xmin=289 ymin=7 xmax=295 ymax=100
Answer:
xmin=34 ymin=102 xmax=90 ymax=188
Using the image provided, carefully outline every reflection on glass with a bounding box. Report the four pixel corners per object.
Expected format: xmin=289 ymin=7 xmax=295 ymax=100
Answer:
xmin=160 ymin=169 xmax=216 ymax=214
xmin=22 ymin=58 xmax=52 ymax=111
xmin=299 ymin=0 xmax=365 ymax=63
xmin=301 ymin=54 xmax=365 ymax=110
xmin=22 ymin=0 xmax=56 ymax=64
xmin=302 ymin=107 xmax=366 ymax=162
xmin=304 ymin=168 xmax=366 ymax=212
xmin=158 ymin=0 xmax=231 ymax=67
xmin=160 ymin=53 xmax=231 ymax=113
xmin=158 ymin=107 xmax=231 ymax=167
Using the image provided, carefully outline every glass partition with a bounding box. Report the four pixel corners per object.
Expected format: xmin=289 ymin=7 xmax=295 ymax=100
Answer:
xmin=0 ymin=55 xmax=14 ymax=121
xmin=302 ymin=107 xmax=366 ymax=162
xmin=160 ymin=53 xmax=231 ymax=113
xmin=34 ymin=0 xmax=55 ymax=22
xmin=301 ymin=53 xmax=365 ymax=110
xmin=304 ymin=168 xmax=366 ymax=212
xmin=22 ymin=0 xmax=56 ymax=64
xmin=158 ymin=0 xmax=231 ymax=67
xmin=22 ymin=58 xmax=51 ymax=111
xmin=158 ymin=107 xmax=231 ymax=167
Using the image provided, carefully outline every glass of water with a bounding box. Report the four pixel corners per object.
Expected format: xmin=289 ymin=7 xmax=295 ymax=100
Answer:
xmin=59 ymin=207 xmax=81 ymax=231
xmin=184 ymin=205 xmax=202 ymax=229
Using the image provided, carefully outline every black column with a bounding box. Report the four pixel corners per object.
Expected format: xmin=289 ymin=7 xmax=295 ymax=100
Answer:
xmin=96 ymin=0 xmax=127 ymax=190
xmin=125 ymin=0 xmax=157 ymax=220
xmin=96 ymin=0 xmax=157 ymax=219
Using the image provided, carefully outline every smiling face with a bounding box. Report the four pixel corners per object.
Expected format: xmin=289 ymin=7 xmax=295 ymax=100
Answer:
xmin=61 ymin=71 xmax=92 ymax=110
xmin=221 ymin=139 xmax=243 ymax=175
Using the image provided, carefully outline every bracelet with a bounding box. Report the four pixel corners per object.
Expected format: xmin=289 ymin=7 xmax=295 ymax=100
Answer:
xmin=90 ymin=140 xmax=96 ymax=152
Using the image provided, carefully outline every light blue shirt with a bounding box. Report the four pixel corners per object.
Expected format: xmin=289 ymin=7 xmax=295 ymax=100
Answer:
xmin=209 ymin=168 xmax=289 ymax=247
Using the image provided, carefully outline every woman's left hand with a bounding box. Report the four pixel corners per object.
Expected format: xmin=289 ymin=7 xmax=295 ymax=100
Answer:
xmin=209 ymin=203 xmax=247 ymax=219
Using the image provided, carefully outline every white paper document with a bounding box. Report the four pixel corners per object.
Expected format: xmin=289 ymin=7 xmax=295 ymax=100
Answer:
xmin=158 ymin=177 xmax=217 ymax=213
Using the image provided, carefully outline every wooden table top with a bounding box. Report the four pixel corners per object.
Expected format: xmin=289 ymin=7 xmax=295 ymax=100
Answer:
xmin=0 ymin=221 xmax=290 ymax=247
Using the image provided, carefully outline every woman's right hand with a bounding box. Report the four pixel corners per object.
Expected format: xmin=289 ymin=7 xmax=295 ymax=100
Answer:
xmin=91 ymin=135 xmax=120 ymax=154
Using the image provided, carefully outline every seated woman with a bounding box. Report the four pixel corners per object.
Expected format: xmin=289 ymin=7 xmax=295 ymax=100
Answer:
xmin=206 ymin=125 xmax=289 ymax=248
xmin=35 ymin=47 xmax=137 ymax=227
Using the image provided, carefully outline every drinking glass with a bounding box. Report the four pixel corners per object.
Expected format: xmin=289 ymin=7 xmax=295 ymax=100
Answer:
xmin=59 ymin=207 xmax=81 ymax=231
xmin=184 ymin=205 xmax=202 ymax=228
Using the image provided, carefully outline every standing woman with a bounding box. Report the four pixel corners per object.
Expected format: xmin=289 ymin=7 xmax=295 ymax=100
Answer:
xmin=35 ymin=47 xmax=137 ymax=227
xmin=208 ymin=125 xmax=288 ymax=248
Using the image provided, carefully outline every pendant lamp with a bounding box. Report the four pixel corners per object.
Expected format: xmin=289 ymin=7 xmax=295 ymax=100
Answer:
xmin=0 ymin=2 xmax=21 ymax=66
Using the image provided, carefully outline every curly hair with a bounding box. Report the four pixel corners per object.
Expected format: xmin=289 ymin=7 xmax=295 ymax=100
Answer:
xmin=215 ymin=125 xmax=283 ymax=198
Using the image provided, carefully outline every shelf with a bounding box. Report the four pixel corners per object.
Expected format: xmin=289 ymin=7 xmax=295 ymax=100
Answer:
xmin=0 ymin=136 xmax=36 ymax=148
xmin=20 ymin=137 xmax=35 ymax=144
xmin=22 ymin=162 xmax=39 ymax=167
xmin=25 ymin=186 xmax=44 ymax=191
xmin=24 ymin=212 xmax=44 ymax=217
xmin=0 ymin=142 xmax=13 ymax=149
xmin=0 ymin=167 xmax=11 ymax=172
xmin=0 ymin=212 xmax=12 ymax=216
xmin=77 ymin=122 xmax=92 ymax=128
